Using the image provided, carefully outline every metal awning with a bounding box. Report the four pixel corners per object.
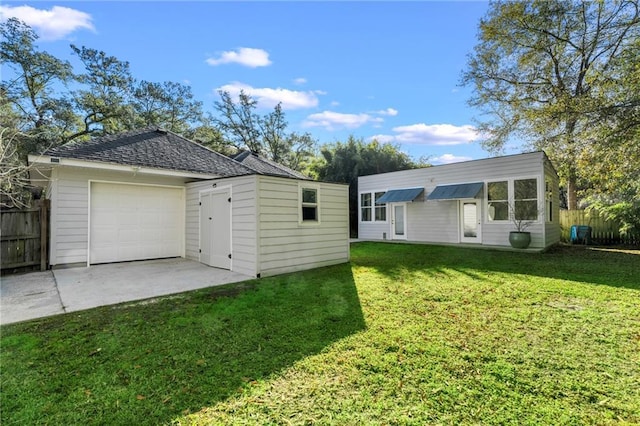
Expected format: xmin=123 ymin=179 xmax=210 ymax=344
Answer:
xmin=426 ymin=182 xmax=484 ymax=200
xmin=376 ymin=187 xmax=424 ymax=204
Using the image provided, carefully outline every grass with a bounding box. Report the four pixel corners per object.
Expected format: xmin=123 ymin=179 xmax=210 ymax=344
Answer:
xmin=1 ymin=243 xmax=639 ymax=425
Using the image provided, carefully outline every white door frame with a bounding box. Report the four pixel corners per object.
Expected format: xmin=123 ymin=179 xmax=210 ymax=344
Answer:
xmin=460 ymin=199 xmax=481 ymax=243
xmin=199 ymin=186 xmax=232 ymax=270
xmin=390 ymin=202 xmax=408 ymax=240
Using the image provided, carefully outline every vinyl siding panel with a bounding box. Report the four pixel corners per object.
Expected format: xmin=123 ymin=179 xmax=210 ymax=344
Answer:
xmin=185 ymin=175 xmax=258 ymax=277
xmin=359 ymin=152 xmax=558 ymax=249
xmin=50 ymin=166 xmax=188 ymax=266
xmin=257 ymin=176 xmax=349 ymax=277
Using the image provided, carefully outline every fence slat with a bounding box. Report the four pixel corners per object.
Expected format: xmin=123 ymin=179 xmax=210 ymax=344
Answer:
xmin=1 ymin=199 xmax=50 ymax=272
xmin=559 ymin=209 xmax=639 ymax=246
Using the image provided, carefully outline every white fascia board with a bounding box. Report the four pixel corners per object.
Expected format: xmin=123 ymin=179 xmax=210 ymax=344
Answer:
xmin=27 ymin=154 xmax=219 ymax=180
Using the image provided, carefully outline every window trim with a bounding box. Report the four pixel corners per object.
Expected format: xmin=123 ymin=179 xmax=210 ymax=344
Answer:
xmin=487 ymin=180 xmax=509 ymax=222
xmin=485 ymin=177 xmax=542 ymax=224
xmin=514 ymin=178 xmax=539 ymax=221
xmin=545 ymin=177 xmax=554 ymax=223
xmin=359 ymin=190 xmax=388 ymax=223
xmin=299 ymin=184 xmax=320 ymax=225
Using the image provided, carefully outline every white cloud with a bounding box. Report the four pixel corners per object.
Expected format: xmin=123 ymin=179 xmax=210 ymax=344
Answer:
xmin=369 ymin=134 xmax=396 ymax=144
xmin=432 ymin=154 xmax=473 ymax=164
xmin=216 ymin=82 xmax=319 ymax=110
xmin=375 ymin=108 xmax=398 ymax=116
xmin=293 ymin=77 xmax=307 ymax=85
xmin=0 ymin=5 xmax=94 ymax=40
xmin=375 ymin=123 xmax=478 ymax=146
xmin=206 ymin=47 xmax=271 ymax=68
xmin=303 ymin=111 xmax=383 ymax=131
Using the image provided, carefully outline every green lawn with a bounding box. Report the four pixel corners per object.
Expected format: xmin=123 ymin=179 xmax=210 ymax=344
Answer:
xmin=1 ymin=243 xmax=639 ymax=425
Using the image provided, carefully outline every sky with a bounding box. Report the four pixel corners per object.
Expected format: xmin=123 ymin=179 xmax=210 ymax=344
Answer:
xmin=0 ymin=1 xmax=519 ymax=165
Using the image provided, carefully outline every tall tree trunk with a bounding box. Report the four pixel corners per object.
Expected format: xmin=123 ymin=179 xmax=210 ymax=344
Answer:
xmin=567 ymin=174 xmax=578 ymax=210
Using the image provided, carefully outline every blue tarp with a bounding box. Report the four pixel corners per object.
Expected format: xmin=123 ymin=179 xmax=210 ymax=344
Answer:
xmin=426 ymin=182 xmax=484 ymax=200
xmin=376 ymin=187 xmax=424 ymax=204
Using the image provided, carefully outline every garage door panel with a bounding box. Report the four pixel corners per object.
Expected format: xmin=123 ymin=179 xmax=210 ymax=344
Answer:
xmin=90 ymin=182 xmax=184 ymax=264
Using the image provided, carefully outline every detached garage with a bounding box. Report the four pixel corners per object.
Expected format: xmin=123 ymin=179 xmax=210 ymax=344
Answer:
xmin=28 ymin=128 xmax=349 ymax=277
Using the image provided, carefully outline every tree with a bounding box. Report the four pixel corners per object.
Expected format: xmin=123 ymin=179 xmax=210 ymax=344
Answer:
xmin=184 ymin=116 xmax=236 ymax=156
xmin=0 ymin=18 xmax=74 ymax=155
xmin=213 ymin=90 xmax=262 ymax=153
xmin=581 ymin=36 xmax=640 ymax=236
xmin=69 ymin=44 xmax=136 ymax=141
xmin=259 ymin=103 xmax=316 ymax=171
xmin=213 ymin=90 xmax=317 ymax=170
xmin=0 ymin=91 xmax=33 ymax=207
xmin=462 ymin=0 xmax=640 ymax=210
xmin=312 ymin=136 xmax=420 ymax=236
xmin=133 ymin=81 xmax=203 ymax=134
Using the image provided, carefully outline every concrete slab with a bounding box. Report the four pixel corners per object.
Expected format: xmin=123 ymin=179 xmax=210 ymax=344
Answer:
xmin=0 ymin=271 xmax=64 ymax=325
xmin=1 ymin=258 xmax=253 ymax=326
xmin=53 ymin=258 xmax=253 ymax=313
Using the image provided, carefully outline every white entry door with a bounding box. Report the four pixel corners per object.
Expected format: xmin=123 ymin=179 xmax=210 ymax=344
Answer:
xmin=200 ymin=188 xmax=231 ymax=270
xmin=460 ymin=200 xmax=481 ymax=243
xmin=391 ymin=203 xmax=407 ymax=240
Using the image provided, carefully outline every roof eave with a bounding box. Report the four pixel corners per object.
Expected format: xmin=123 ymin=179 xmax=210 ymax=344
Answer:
xmin=27 ymin=155 xmax=220 ymax=180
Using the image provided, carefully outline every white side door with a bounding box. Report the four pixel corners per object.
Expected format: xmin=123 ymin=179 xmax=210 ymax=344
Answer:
xmin=460 ymin=200 xmax=481 ymax=243
xmin=199 ymin=188 xmax=231 ymax=270
xmin=391 ymin=203 xmax=407 ymax=240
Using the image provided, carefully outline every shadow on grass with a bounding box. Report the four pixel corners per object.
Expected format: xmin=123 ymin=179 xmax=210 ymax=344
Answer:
xmin=351 ymin=241 xmax=640 ymax=291
xmin=0 ymin=263 xmax=365 ymax=425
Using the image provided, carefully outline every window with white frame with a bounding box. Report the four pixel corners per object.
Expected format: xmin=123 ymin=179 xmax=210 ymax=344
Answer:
xmin=486 ymin=178 xmax=540 ymax=222
xmin=300 ymin=187 xmax=319 ymax=222
xmin=545 ymin=178 xmax=553 ymax=222
xmin=514 ymin=178 xmax=538 ymax=220
xmin=487 ymin=181 xmax=508 ymax=221
xmin=360 ymin=191 xmax=387 ymax=222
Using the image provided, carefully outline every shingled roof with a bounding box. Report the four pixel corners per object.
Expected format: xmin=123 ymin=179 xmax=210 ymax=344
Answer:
xmin=44 ymin=128 xmax=256 ymax=177
xmin=231 ymin=151 xmax=310 ymax=180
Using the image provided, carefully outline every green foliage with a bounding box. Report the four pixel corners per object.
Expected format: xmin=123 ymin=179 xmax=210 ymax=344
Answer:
xmin=132 ymin=81 xmax=203 ymax=134
xmin=213 ymin=90 xmax=316 ymax=170
xmin=588 ymin=202 xmax=640 ymax=238
xmin=311 ymin=136 xmax=421 ymax=236
xmin=0 ymin=18 xmax=74 ymax=153
xmin=463 ymin=0 xmax=640 ymax=209
xmin=184 ymin=118 xmax=235 ymax=156
xmin=213 ymin=90 xmax=262 ymax=153
xmin=2 ymin=243 xmax=639 ymax=424
xmin=69 ymin=45 xmax=137 ymax=140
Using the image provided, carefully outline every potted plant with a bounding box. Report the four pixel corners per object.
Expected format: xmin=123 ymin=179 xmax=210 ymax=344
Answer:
xmin=508 ymin=202 xmax=540 ymax=249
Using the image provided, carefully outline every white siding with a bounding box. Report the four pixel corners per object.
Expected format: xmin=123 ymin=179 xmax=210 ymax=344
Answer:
xmin=359 ymin=152 xmax=558 ymax=249
xmin=185 ymin=175 xmax=258 ymax=277
xmin=50 ymin=166 xmax=189 ymax=266
xmin=257 ymin=176 xmax=349 ymax=277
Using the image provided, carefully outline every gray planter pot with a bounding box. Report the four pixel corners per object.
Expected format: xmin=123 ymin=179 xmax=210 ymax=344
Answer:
xmin=509 ymin=231 xmax=531 ymax=249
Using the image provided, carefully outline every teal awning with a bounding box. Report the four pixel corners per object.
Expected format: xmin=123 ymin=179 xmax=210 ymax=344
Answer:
xmin=376 ymin=187 xmax=424 ymax=204
xmin=426 ymin=182 xmax=484 ymax=200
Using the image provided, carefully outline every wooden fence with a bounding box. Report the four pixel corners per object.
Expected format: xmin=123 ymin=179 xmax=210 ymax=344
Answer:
xmin=1 ymin=199 xmax=50 ymax=273
xmin=559 ymin=209 xmax=639 ymax=246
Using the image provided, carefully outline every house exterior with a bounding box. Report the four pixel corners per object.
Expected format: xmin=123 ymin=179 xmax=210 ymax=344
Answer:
xmin=358 ymin=151 xmax=560 ymax=249
xmin=28 ymin=128 xmax=349 ymax=277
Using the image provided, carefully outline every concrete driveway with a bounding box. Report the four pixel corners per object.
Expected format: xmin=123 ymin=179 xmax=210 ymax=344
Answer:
xmin=0 ymin=258 xmax=252 ymax=326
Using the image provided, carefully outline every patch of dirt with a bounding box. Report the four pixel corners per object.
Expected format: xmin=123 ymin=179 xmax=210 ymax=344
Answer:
xmin=208 ymin=282 xmax=258 ymax=301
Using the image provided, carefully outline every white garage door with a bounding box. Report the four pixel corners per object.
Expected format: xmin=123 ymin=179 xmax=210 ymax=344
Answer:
xmin=90 ymin=182 xmax=184 ymax=264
